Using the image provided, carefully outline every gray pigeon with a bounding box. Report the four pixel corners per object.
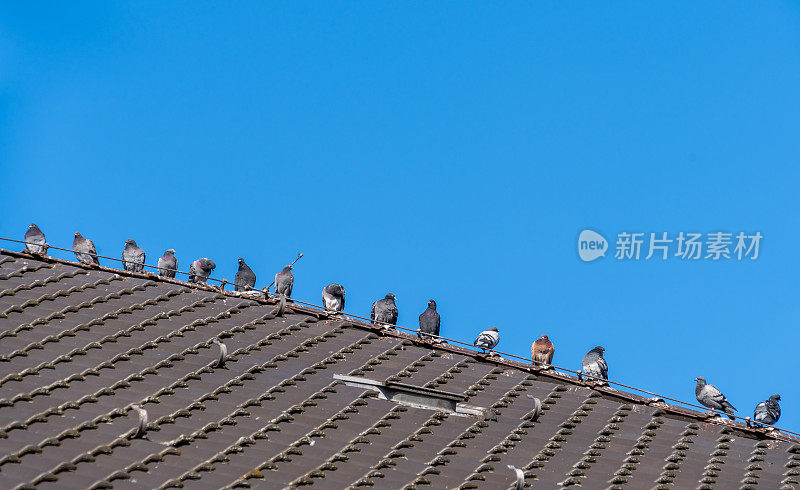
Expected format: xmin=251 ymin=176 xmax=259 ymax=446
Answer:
xmin=695 ymin=377 xmax=736 ymax=419
xmin=274 ymin=265 xmax=294 ymax=296
xmin=234 ymin=258 xmax=256 ymax=291
xmin=73 ymin=232 xmax=99 ymax=265
xmin=418 ymin=299 xmax=440 ymax=340
xmin=122 ymin=239 xmax=146 ymax=272
xmin=582 ymin=346 xmax=608 ymax=384
xmin=157 ymin=249 xmax=178 ymax=278
xmin=371 ymin=293 xmax=398 ymax=326
xmin=753 ymin=394 xmax=781 ymax=425
xmin=189 ymin=258 xmax=216 ymax=284
xmin=322 ymin=283 xmax=345 ymax=312
xmin=24 ymin=224 xmax=46 ymax=253
xmin=474 ymin=327 xmax=500 ymax=352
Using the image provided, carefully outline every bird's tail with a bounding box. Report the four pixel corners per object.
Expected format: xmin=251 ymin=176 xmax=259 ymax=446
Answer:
xmin=723 ymin=401 xmax=737 ymax=419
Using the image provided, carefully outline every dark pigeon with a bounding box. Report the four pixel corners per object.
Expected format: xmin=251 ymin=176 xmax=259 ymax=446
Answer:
xmin=157 ymin=249 xmax=178 ymax=278
xmin=418 ymin=299 xmax=440 ymax=340
xmin=474 ymin=327 xmax=500 ymax=352
xmin=122 ymin=239 xmax=146 ymax=272
xmin=753 ymin=394 xmax=781 ymax=425
xmin=234 ymin=258 xmax=256 ymax=291
xmin=582 ymin=346 xmax=608 ymax=384
xmin=73 ymin=232 xmax=99 ymax=265
xmin=532 ymin=335 xmax=555 ymax=367
xmin=322 ymin=283 xmax=345 ymax=312
xmin=24 ymin=224 xmax=46 ymax=254
xmin=274 ymin=265 xmax=294 ymax=296
xmin=371 ymin=293 xmax=398 ymax=326
xmin=189 ymin=258 xmax=216 ymax=284
xmin=695 ymin=377 xmax=737 ymax=420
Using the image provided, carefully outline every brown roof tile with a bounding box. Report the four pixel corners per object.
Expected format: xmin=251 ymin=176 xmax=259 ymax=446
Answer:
xmin=0 ymin=250 xmax=796 ymax=489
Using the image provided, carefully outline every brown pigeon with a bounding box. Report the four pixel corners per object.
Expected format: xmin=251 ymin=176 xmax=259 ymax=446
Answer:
xmin=531 ymin=335 xmax=555 ymax=366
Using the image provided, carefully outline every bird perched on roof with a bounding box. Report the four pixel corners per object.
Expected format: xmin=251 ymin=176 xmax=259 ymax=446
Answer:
xmin=322 ymin=283 xmax=345 ymax=312
xmin=234 ymin=258 xmax=256 ymax=291
xmin=157 ymin=249 xmax=177 ymax=278
xmin=753 ymin=394 xmax=781 ymax=425
xmin=694 ymin=377 xmax=737 ymax=420
xmin=582 ymin=346 xmax=608 ymax=384
xmin=274 ymin=265 xmax=294 ymax=297
xmin=189 ymin=258 xmax=216 ymax=284
xmin=474 ymin=327 xmax=500 ymax=353
xmin=24 ymin=224 xmax=46 ymax=254
xmin=418 ymin=300 xmax=441 ymax=341
xmin=73 ymin=232 xmax=99 ymax=265
xmin=371 ymin=293 xmax=398 ymax=327
xmin=122 ymin=239 xmax=146 ymax=272
xmin=531 ymin=335 xmax=555 ymax=367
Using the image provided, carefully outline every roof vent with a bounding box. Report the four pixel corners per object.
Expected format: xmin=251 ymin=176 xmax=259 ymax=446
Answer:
xmin=333 ymin=374 xmax=486 ymax=417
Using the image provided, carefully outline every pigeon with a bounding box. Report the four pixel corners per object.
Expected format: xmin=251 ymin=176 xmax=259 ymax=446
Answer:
xmin=695 ymin=377 xmax=737 ymax=420
xmin=274 ymin=265 xmax=294 ymax=297
xmin=234 ymin=258 xmax=256 ymax=291
xmin=322 ymin=283 xmax=346 ymax=312
xmin=474 ymin=327 xmax=500 ymax=352
xmin=157 ymin=249 xmax=178 ymax=278
xmin=73 ymin=232 xmax=99 ymax=265
xmin=582 ymin=346 xmax=608 ymax=384
xmin=24 ymin=224 xmax=46 ymax=253
xmin=189 ymin=258 xmax=216 ymax=284
xmin=122 ymin=239 xmax=146 ymax=272
xmin=531 ymin=335 xmax=555 ymax=367
xmin=371 ymin=293 xmax=398 ymax=326
xmin=418 ymin=299 xmax=440 ymax=340
xmin=753 ymin=394 xmax=781 ymax=426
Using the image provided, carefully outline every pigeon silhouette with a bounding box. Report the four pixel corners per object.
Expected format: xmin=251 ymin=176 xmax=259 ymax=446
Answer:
xmin=157 ymin=249 xmax=178 ymax=278
xmin=322 ymin=283 xmax=346 ymax=312
xmin=122 ymin=239 xmax=146 ymax=272
xmin=24 ymin=224 xmax=46 ymax=254
xmin=695 ymin=377 xmax=736 ymax=420
xmin=234 ymin=258 xmax=256 ymax=291
xmin=73 ymin=232 xmax=99 ymax=265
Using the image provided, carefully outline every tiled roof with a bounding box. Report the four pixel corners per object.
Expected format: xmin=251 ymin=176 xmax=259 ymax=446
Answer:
xmin=0 ymin=249 xmax=797 ymax=489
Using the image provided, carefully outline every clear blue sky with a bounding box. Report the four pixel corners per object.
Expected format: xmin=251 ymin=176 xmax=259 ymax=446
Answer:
xmin=1 ymin=3 xmax=798 ymax=431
